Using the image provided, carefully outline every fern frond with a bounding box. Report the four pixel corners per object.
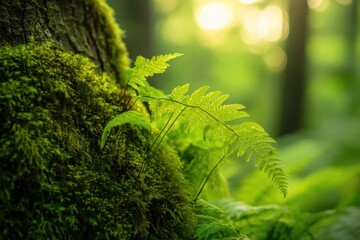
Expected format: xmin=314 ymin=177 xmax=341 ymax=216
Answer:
xmin=171 ymin=83 xmax=190 ymax=101
xmin=142 ymin=85 xmax=288 ymax=198
xmin=230 ymin=123 xmax=288 ymax=197
xmin=194 ymin=199 xmax=248 ymax=240
xmin=127 ymin=53 xmax=183 ymax=91
xmin=115 ymin=52 xmax=288 ymax=199
xmin=148 ymin=84 xmax=189 ymax=120
xmin=195 ymin=199 xmax=325 ymax=240
xmin=100 ymin=110 xmax=150 ymax=149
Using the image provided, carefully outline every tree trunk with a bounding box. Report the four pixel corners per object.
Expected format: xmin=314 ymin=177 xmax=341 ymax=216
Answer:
xmin=344 ymin=0 xmax=359 ymax=114
xmin=107 ymin=0 xmax=153 ymax=61
xmin=0 ymin=0 xmax=196 ymax=239
xmin=278 ymin=0 xmax=309 ymax=136
xmin=0 ymin=0 xmax=129 ymax=84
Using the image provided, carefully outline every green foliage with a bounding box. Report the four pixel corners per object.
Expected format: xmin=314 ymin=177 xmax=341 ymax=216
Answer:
xmin=102 ymin=51 xmax=293 ymax=238
xmin=107 ymin=54 xmax=288 ymax=200
xmin=182 ymin=146 xmax=230 ymax=202
xmin=100 ymin=110 xmax=151 ymax=149
xmin=0 ymin=42 xmax=196 ymax=239
xmin=314 ymin=207 xmax=360 ymax=240
xmin=220 ymin=124 xmax=360 ymax=240
xmin=194 ymin=199 xmax=329 ymax=240
xmin=127 ymin=53 xmax=183 ymax=95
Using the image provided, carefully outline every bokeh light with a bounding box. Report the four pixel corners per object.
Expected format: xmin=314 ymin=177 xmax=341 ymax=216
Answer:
xmin=161 ymin=15 xmax=191 ymax=45
xmin=263 ymin=46 xmax=287 ymax=72
xmin=153 ymin=0 xmax=178 ymax=13
xmin=336 ymin=0 xmax=352 ymax=5
xmin=195 ymin=2 xmax=234 ymax=31
xmin=241 ymin=5 xmax=285 ymax=45
xmin=238 ymin=0 xmax=261 ymax=4
xmin=307 ymin=0 xmax=330 ymax=11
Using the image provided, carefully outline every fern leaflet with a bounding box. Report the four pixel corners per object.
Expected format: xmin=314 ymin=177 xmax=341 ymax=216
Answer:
xmin=126 ymin=53 xmax=183 ymax=93
xmin=100 ymin=110 xmax=150 ymax=149
xmin=195 ymin=199 xmax=326 ymax=240
xmin=102 ymin=53 xmax=288 ymax=199
xmin=141 ymin=84 xmax=288 ymax=198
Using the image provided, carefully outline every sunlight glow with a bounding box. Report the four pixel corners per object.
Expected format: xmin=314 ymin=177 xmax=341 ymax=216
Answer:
xmin=263 ymin=46 xmax=287 ymax=71
xmin=153 ymin=0 xmax=178 ymax=13
xmin=238 ymin=0 xmax=260 ymax=4
xmin=196 ymin=2 xmax=234 ymax=31
xmin=307 ymin=0 xmax=329 ymax=11
xmin=336 ymin=0 xmax=352 ymax=5
xmin=241 ymin=5 xmax=284 ymax=44
xmin=162 ymin=15 xmax=191 ymax=44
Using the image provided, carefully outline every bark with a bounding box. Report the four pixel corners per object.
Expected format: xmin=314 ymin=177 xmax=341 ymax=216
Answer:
xmin=278 ymin=0 xmax=309 ymax=136
xmin=108 ymin=0 xmax=153 ymax=60
xmin=0 ymin=1 xmax=196 ymax=238
xmin=0 ymin=0 xmax=129 ymax=84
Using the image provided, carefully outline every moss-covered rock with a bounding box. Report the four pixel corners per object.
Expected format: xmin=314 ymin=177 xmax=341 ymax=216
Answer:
xmin=0 ymin=42 xmax=195 ymax=239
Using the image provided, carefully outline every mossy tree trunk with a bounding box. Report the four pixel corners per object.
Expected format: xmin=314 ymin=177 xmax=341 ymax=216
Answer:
xmin=107 ymin=0 xmax=153 ymax=61
xmin=0 ymin=0 xmax=129 ymax=84
xmin=0 ymin=0 xmax=196 ymax=239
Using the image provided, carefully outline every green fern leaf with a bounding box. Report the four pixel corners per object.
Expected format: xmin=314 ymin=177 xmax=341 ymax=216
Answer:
xmin=170 ymin=83 xmax=190 ymax=101
xmin=195 ymin=199 xmax=325 ymax=240
xmin=230 ymin=123 xmax=288 ymax=197
xmin=143 ymin=85 xmax=288 ymax=198
xmin=127 ymin=53 xmax=183 ymax=91
xmin=117 ymin=51 xmax=288 ymax=199
xmin=100 ymin=110 xmax=150 ymax=149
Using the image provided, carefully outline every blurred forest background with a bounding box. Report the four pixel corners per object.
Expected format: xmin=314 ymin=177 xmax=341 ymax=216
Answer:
xmin=107 ymin=0 xmax=360 ymax=215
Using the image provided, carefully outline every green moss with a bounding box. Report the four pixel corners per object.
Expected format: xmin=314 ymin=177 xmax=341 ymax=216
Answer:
xmin=0 ymin=42 xmax=195 ymax=239
xmin=86 ymin=0 xmax=131 ymax=84
xmin=3 ymin=0 xmax=130 ymax=84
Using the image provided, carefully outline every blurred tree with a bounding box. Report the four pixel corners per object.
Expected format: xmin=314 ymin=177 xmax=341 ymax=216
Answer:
xmin=278 ymin=0 xmax=309 ymax=136
xmin=344 ymin=0 xmax=359 ymax=115
xmin=346 ymin=0 xmax=358 ymax=72
xmin=107 ymin=0 xmax=153 ymax=61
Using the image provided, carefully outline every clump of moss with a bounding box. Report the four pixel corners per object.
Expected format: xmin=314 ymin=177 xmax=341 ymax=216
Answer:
xmin=0 ymin=0 xmax=130 ymax=84
xmin=0 ymin=42 xmax=196 ymax=239
xmin=84 ymin=0 xmax=131 ymax=83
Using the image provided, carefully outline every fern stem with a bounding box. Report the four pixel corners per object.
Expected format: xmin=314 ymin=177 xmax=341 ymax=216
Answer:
xmin=126 ymin=96 xmax=140 ymax=111
xmin=140 ymin=96 xmax=240 ymax=139
xmin=193 ymin=152 xmax=228 ymax=203
xmin=139 ymin=106 xmax=188 ymax=181
xmin=151 ymin=106 xmax=187 ymax=154
xmin=138 ymin=95 xmax=287 ymax=198
xmin=148 ymin=111 xmax=175 ymax=154
xmin=137 ymin=106 xmax=187 ymax=184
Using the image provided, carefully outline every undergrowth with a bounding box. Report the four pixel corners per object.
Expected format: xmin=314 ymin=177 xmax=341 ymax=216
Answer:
xmin=101 ymin=54 xmax=288 ymax=202
xmin=101 ymin=53 xmax=360 ymax=240
xmin=2 ymin=42 xmax=357 ymax=239
xmin=100 ymin=53 xmax=292 ymax=239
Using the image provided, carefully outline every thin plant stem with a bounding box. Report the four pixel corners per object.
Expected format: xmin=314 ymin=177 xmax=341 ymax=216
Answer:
xmin=148 ymin=111 xmax=175 ymax=153
xmin=141 ymin=106 xmax=188 ymax=179
xmin=193 ymin=152 xmax=228 ymax=203
xmin=151 ymin=106 xmax=187 ymax=154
